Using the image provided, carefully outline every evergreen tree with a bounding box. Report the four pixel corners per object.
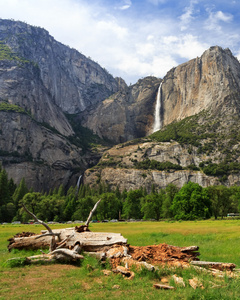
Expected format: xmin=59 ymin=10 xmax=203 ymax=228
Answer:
xmin=12 ymin=178 xmax=28 ymax=206
xmin=0 ymin=169 xmax=10 ymax=205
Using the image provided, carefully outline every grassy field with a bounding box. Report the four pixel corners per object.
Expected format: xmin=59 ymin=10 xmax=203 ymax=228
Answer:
xmin=1 ymin=220 xmax=240 ymax=299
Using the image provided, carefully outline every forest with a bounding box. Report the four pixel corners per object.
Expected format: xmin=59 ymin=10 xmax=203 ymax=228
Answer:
xmin=0 ymin=164 xmax=240 ymax=223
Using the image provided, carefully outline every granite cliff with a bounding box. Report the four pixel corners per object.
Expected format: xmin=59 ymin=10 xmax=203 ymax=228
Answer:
xmin=1 ymin=19 xmax=240 ymax=192
xmin=83 ymin=47 xmax=240 ymax=191
xmin=80 ymin=76 xmax=161 ymax=143
xmin=161 ymin=46 xmax=240 ymax=126
xmin=0 ymin=19 xmax=122 ymax=190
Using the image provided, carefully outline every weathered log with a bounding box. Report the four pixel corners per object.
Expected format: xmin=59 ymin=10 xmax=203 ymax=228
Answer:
xmin=190 ymin=261 xmax=236 ymax=271
xmin=181 ymin=246 xmax=199 ymax=252
xmin=8 ymin=229 xmax=128 ymax=252
xmin=153 ymin=284 xmax=175 ymax=290
xmin=7 ymin=248 xmax=84 ymax=265
xmin=8 ymin=234 xmax=53 ymax=251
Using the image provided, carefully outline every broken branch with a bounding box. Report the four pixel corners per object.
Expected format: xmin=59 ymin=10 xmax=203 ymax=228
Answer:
xmin=85 ymin=198 xmax=102 ymax=227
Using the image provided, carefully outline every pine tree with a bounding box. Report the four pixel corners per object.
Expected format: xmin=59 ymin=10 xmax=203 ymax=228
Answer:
xmin=12 ymin=178 xmax=28 ymax=206
xmin=0 ymin=169 xmax=10 ymax=205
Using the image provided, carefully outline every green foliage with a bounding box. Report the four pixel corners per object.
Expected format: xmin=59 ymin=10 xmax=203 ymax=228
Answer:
xmin=161 ymin=184 xmax=179 ymax=218
xmin=0 ymin=166 xmax=18 ymax=222
xmin=149 ymin=115 xmax=211 ymax=147
xmin=202 ymin=162 xmax=240 ymax=177
xmin=141 ymin=190 xmax=164 ymax=220
xmin=72 ymin=196 xmax=96 ymax=221
xmin=207 ymin=185 xmax=234 ymax=219
xmin=12 ymin=178 xmax=28 ymax=206
xmin=0 ymin=102 xmax=27 ymax=114
xmin=0 ymin=41 xmax=29 ymax=63
xmin=171 ymin=182 xmax=211 ymax=220
xmin=4 ymin=257 xmax=28 ymax=268
xmin=1 ymin=162 xmax=240 ymax=223
xmin=134 ymin=158 xmax=182 ymax=171
xmin=97 ymin=193 xmax=121 ymax=220
xmin=123 ymin=189 xmax=144 ymax=219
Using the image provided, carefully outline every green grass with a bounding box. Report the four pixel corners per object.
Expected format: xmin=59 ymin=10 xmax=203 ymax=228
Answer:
xmin=1 ymin=220 xmax=240 ymax=299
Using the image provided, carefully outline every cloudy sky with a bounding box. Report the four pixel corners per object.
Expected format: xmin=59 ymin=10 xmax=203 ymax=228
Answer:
xmin=0 ymin=0 xmax=240 ymax=84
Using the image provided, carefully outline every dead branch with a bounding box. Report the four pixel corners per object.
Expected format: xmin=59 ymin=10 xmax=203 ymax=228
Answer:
xmin=22 ymin=203 xmax=53 ymax=234
xmin=85 ymin=198 xmax=101 ymax=227
xmin=56 ymin=234 xmax=74 ymax=249
xmin=22 ymin=203 xmax=57 ymax=251
xmin=35 ymin=232 xmax=60 ymax=239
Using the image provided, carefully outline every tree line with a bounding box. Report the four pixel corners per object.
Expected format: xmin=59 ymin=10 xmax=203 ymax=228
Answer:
xmin=0 ymin=164 xmax=240 ymax=223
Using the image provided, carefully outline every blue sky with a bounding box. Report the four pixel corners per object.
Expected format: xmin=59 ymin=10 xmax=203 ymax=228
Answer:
xmin=0 ymin=0 xmax=240 ymax=84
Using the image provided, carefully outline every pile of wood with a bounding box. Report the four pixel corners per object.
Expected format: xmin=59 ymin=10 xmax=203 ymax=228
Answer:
xmin=7 ymin=200 xmax=236 ymax=277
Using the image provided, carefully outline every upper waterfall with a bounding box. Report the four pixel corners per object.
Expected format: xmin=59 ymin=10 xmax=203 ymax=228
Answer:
xmin=153 ymin=82 xmax=162 ymax=133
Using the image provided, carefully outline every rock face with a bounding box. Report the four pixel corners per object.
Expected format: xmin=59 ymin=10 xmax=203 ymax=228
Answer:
xmin=83 ymin=46 xmax=240 ymax=192
xmin=0 ymin=19 xmax=122 ymax=190
xmin=81 ymin=46 xmax=240 ymax=144
xmin=0 ymin=19 xmax=120 ymax=114
xmin=0 ymin=60 xmax=73 ymax=136
xmin=85 ymin=167 xmax=219 ymax=192
xmin=0 ymin=109 xmax=87 ymax=190
xmin=81 ymin=76 xmax=161 ymax=143
xmin=84 ymin=140 xmax=240 ymax=192
xmin=1 ymin=18 xmax=240 ymax=192
xmin=161 ymin=46 xmax=240 ymax=126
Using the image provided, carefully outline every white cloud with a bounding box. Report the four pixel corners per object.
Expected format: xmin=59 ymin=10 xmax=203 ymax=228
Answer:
xmin=179 ymin=0 xmax=199 ymax=31
xmin=0 ymin=0 xmax=239 ymax=84
xmin=205 ymin=9 xmax=233 ymax=31
xmin=115 ymin=0 xmax=132 ymax=10
xmin=175 ymin=35 xmax=209 ymax=59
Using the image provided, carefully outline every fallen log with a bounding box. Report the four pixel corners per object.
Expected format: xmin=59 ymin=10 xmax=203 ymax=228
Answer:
xmin=190 ymin=261 xmax=236 ymax=271
xmin=7 ymin=244 xmax=84 ymax=265
xmin=8 ymin=228 xmax=128 ymax=252
xmin=6 ymin=203 xmax=238 ymax=276
xmin=153 ymin=284 xmax=175 ymax=290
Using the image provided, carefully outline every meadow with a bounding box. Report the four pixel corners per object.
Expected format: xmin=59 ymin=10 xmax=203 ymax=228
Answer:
xmin=1 ymin=220 xmax=240 ymax=299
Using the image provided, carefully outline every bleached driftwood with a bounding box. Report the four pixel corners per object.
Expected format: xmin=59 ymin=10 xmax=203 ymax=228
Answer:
xmin=190 ymin=261 xmax=236 ymax=271
xmin=8 ymin=228 xmax=128 ymax=252
xmin=85 ymin=199 xmax=101 ymax=226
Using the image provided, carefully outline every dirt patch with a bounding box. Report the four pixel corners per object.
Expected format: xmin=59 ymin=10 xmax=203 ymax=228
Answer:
xmin=110 ymin=243 xmax=199 ymax=268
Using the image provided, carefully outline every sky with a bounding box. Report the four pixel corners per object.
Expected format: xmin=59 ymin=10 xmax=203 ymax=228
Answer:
xmin=0 ymin=0 xmax=240 ymax=84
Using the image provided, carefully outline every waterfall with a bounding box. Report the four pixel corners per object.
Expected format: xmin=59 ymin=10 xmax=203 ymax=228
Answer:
xmin=76 ymin=175 xmax=82 ymax=189
xmin=153 ymin=82 xmax=162 ymax=133
xmin=76 ymin=175 xmax=82 ymax=194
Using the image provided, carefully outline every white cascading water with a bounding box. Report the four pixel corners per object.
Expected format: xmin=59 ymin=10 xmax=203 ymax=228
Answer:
xmin=153 ymin=82 xmax=162 ymax=133
xmin=76 ymin=175 xmax=82 ymax=190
